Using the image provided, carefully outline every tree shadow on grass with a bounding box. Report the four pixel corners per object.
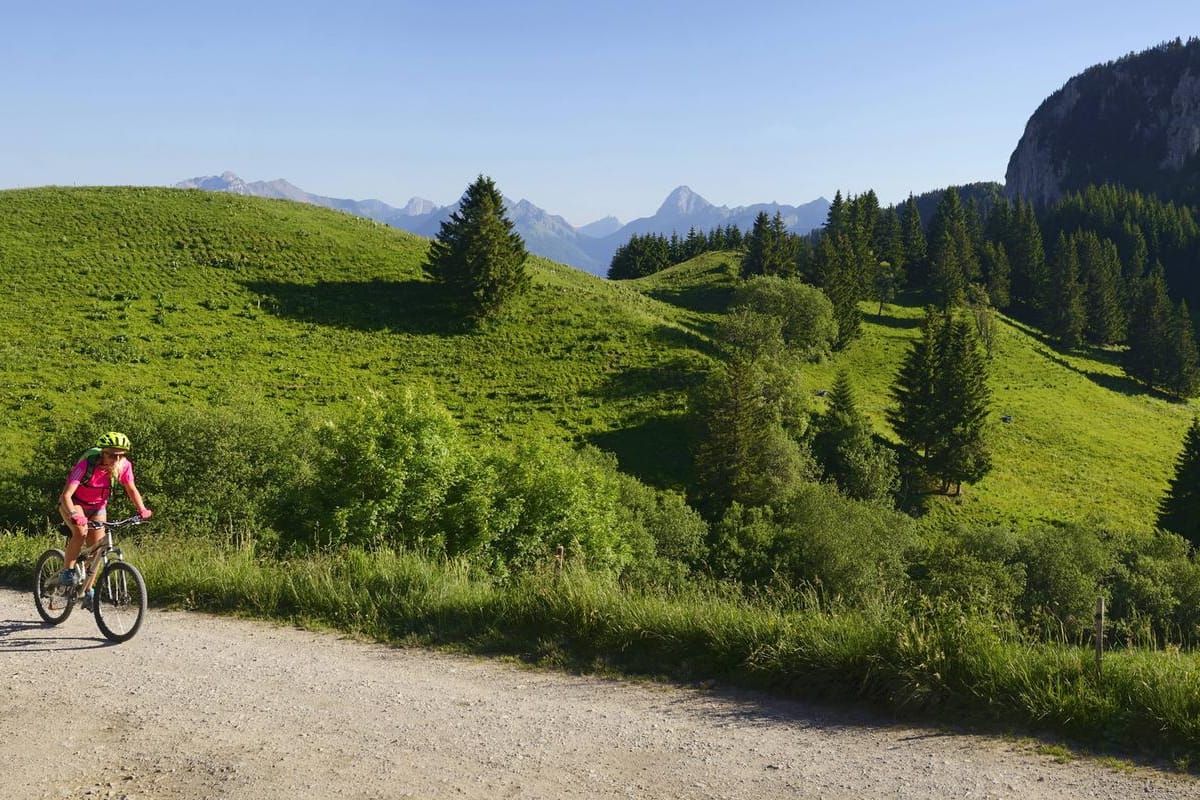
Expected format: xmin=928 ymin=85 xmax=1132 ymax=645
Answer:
xmin=587 ymin=414 xmax=695 ymax=489
xmin=1031 ymin=341 xmax=1187 ymax=402
xmin=869 ymin=314 xmax=923 ymax=331
xmin=242 ymin=278 xmax=472 ymax=335
xmin=645 ymin=284 xmax=734 ymax=315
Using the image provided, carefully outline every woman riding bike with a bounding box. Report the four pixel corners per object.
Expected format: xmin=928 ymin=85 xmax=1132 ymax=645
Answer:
xmin=58 ymin=432 xmax=152 ymax=606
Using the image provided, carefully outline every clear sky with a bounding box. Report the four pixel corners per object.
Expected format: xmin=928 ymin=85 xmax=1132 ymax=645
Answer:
xmin=2 ymin=2 xmax=1197 ymax=227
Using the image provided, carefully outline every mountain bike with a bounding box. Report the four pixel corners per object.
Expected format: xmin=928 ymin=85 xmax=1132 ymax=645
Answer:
xmin=33 ymin=516 xmax=148 ymax=643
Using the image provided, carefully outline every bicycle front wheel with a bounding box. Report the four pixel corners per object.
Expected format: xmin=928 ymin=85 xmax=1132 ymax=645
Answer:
xmin=33 ymin=548 xmax=74 ymax=624
xmin=93 ymin=561 xmax=147 ymax=643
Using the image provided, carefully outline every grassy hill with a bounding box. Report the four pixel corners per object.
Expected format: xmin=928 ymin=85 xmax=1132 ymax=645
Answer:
xmin=0 ymin=187 xmax=713 ymax=488
xmin=2 ymin=186 xmax=1194 ymax=533
xmin=632 ymin=257 xmax=1198 ymax=533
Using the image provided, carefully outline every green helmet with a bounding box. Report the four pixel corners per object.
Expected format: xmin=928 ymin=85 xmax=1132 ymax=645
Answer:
xmin=95 ymin=431 xmax=132 ymax=451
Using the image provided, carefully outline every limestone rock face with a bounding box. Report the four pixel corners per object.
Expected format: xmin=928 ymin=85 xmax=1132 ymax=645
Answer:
xmin=1005 ymin=39 xmax=1200 ymax=205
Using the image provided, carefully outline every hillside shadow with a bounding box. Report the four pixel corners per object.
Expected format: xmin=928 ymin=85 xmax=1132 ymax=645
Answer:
xmin=587 ymin=415 xmax=695 ymax=488
xmin=1031 ymin=342 xmax=1186 ymax=402
xmin=870 ymin=314 xmax=923 ymax=331
xmin=645 ymin=284 xmax=734 ymax=315
xmin=587 ymin=356 xmax=709 ymax=402
xmin=654 ymin=324 xmax=721 ymax=360
xmin=243 ymin=279 xmax=471 ymax=335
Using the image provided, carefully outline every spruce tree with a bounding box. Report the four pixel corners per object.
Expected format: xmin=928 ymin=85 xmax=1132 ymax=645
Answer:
xmin=901 ymin=195 xmax=928 ymax=289
xmin=1167 ymin=300 xmax=1200 ymax=397
xmin=888 ymin=308 xmax=945 ymax=469
xmin=932 ymin=318 xmax=992 ymax=494
xmin=1079 ymin=233 xmax=1127 ymax=345
xmin=423 ymin=175 xmax=529 ymax=321
xmin=815 ymin=234 xmax=862 ymax=349
xmin=1124 ymin=265 xmax=1174 ymax=388
xmin=1047 ymin=232 xmax=1086 ymax=348
xmin=888 ymin=308 xmax=992 ymax=496
xmin=1158 ymin=417 xmax=1200 ymax=547
xmin=979 ymin=240 xmax=1011 ymax=309
xmin=814 ymin=370 xmax=899 ymax=503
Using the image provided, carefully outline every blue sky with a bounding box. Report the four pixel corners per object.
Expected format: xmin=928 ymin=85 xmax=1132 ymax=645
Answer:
xmin=2 ymin=2 xmax=1197 ymax=226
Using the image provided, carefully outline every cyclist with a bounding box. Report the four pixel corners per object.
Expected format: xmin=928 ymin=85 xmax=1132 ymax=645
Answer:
xmin=58 ymin=432 xmax=152 ymax=602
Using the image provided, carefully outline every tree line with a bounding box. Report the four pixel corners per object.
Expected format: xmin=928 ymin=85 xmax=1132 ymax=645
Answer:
xmin=610 ymin=182 xmax=1200 ymax=398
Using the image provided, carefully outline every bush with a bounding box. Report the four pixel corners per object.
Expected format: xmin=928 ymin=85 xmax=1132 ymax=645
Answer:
xmin=731 ymin=276 xmax=837 ymax=360
xmin=286 ymin=390 xmax=467 ymax=551
xmin=7 ymin=401 xmax=297 ymax=546
xmin=710 ymin=483 xmax=916 ymax=603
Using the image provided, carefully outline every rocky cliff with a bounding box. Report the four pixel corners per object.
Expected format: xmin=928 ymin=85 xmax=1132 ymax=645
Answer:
xmin=1005 ymin=38 xmax=1200 ymax=205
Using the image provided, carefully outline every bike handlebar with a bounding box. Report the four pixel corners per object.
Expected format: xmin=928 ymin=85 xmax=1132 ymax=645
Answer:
xmin=86 ymin=516 xmax=148 ymax=530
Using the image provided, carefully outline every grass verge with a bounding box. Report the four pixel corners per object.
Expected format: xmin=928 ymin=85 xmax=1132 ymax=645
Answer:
xmin=3 ymin=531 xmax=1198 ymax=768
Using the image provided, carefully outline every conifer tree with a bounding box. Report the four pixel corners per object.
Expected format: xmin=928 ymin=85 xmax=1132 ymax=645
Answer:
xmin=1047 ymin=232 xmax=1086 ymax=348
xmin=814 ymin=370 xmax=899 ymax=503
xmin=742 ymin=212 xmax=796 ymax=277
xmin=1078 ymin=232 xmax=1126 ymax=345
xmin=1007 ymin=198 xmax=1048 ymax=317
xmin=1158 ymin=417 xmax=1200 ymax=547
xmin=901 ymin=195 xmax=928 ymax=288
xmin=931 ymin=318 xmax=993 ymax=494
xmin=979 ymin=241 xmax=1011 ymax=309
xmin=608 ymin=233 xmax=671 ymax=279
xmin=423 ymin=175 xmax=529 ymax=321
xmin=1166 ymin=300 xmax=1200 ymax=397
xmin=930 ymin=229 xmax=967 ymax=308
xmin=888 ymin=308 xmax=945 ymax=469
xmin=1124 ymin=265 xmax=1175 ymax=388
xmin=815 ymin=233 xmax=862 ymax=348
xmin=888 ymin=308 xmax=992 ymax=496
xmin=692 ymin=354 xmax=813 ymax=511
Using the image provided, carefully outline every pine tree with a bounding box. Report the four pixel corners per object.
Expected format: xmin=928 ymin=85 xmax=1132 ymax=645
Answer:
xmin=1166 ymin=300 xmax=1200 ymax=397
xmin=1158 ymin=417 xmax=1200 ymax=548
xmin=887 ymin=308 xmax=946 ymax=468
xmin=1047 ymin=232 xmax=1086 ymax=348
xmin=888 ymin=308 xmax=992 ymax=496
xmin=1078 ymin=232 xmax=1126 ymax=345
xmin=979 ymin=240 xmax=1011 ymax=309
xmin=1124 ymin=265 xmax=1175 ymax=388
xmin=931 ymin=318 xmax=992 ymax=494
xmin=692 ymin=354 xmax=813 ymax=511
xmin=815 ymin=234 xmax=862 ymax=349
xmin=931 ymin=229 xmax=967 ymax=308
xmin=423 ymin=175 xmax=530 ymax=321
xmin=742 ymin=212 xmax=796 ymax=277
xmin=608 ymin=233 xmax=671 ymax=279
xmin=901 ymin=195 xmax=928 ymax=289
xmin=1007 ymin=198 xmax=1048 ymax=317
xmin=814 ymin=370 xmax=899 ymax=503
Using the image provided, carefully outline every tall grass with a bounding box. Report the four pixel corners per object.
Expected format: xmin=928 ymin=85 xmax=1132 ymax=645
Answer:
xmin=4 ymin=531 xmax=1197 ymax=764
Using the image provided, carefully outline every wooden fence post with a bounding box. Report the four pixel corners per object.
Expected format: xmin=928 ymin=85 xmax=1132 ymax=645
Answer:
xmin=1094 ymin=597 xmax=1105 ymax=680
xmin=555 ymin=545 xmax=564 ymax=575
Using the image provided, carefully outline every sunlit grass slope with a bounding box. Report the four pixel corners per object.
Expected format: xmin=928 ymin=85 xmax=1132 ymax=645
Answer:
xmin=0 ymin=187 xmax=714 ymax=486
xmin=634 ymin=258 xmax=1197 ymax=532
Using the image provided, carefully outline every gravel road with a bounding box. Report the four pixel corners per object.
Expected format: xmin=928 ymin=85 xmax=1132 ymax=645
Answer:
xmin=0 ymin=587 xmax=1194 ymax=799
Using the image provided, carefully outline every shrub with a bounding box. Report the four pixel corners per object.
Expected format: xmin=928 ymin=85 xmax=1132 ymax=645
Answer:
xmin=286 ymin=390 xmax=469 ymax=550
xmin=731 ymin=276 xmax=837 ymax=360
xmin=7 ymin=401 xmax=296 ymax=546
xmin=710 ymin=483 xmax=916 ymax=603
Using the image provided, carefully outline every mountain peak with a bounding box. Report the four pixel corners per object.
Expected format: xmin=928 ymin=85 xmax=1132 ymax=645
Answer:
xmin=657 ymin=185 xmax=713 ymax=216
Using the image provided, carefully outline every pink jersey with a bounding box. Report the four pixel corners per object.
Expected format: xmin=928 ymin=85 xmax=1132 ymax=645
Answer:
xmin=68 ymin=457 xmax=134 ymax=510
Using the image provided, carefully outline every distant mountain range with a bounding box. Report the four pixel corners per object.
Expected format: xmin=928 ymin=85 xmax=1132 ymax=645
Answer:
xmin=174 ymin=172 xmax=830 ymax=275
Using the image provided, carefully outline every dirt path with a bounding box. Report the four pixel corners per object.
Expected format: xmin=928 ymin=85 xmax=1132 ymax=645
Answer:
xmin=0 ymin=588 xmax=1193 ymax=799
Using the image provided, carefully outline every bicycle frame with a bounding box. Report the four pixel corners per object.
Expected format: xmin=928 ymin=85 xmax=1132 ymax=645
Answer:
xmin=61 ymin=517 xmax=139 ymax=595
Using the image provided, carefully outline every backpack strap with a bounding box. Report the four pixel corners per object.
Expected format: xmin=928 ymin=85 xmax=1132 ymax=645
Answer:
xmin=78 ymin=447 xmax=103 ymax=487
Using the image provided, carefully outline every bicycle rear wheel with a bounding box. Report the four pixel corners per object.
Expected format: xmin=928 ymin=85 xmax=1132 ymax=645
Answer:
xmin=33 ymin=548 xmax=75 ymax=624
xmin=93 ymin=561 xmax=147 ymax=643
